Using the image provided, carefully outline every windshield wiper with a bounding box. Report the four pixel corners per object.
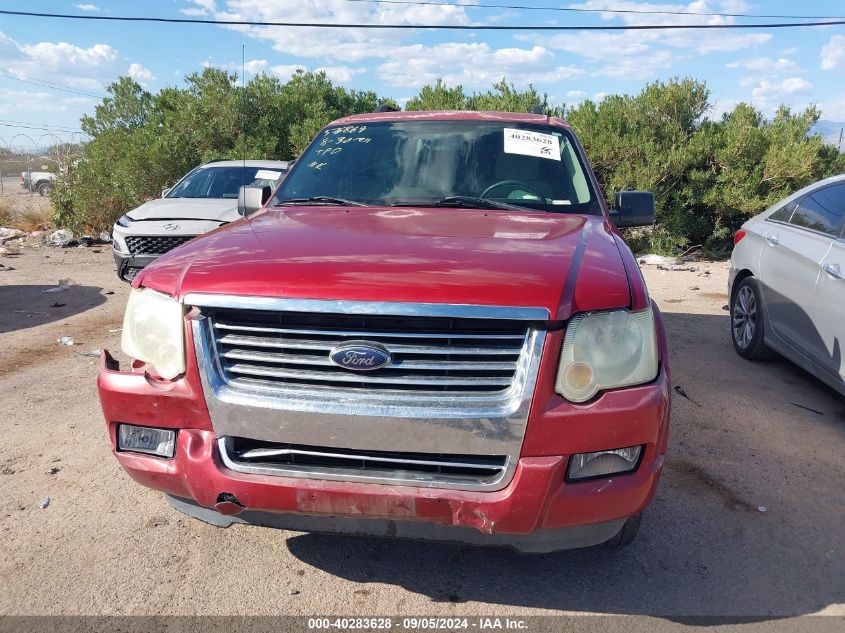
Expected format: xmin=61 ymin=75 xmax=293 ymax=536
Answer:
xmin=275 ymin=196 xmax=368 ymax=207
xmin=392 ymin=196 xmax=528 ymax=212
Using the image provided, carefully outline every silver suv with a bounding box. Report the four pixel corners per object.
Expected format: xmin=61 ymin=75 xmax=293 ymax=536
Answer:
xmin=111 ymin=159 xmax=289 ymax=281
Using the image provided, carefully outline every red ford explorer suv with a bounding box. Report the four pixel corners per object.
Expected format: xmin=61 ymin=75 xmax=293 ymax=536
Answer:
xmin=98 ymin=110 xmax=671 ymax=552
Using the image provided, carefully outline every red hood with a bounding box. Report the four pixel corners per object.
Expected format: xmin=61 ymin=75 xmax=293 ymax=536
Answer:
xmin=136 ymin=206 xmax=632 ymax=320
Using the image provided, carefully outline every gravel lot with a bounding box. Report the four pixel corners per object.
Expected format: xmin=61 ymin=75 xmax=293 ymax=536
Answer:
xmin=0 ymin=244 xmax=842 ymax=625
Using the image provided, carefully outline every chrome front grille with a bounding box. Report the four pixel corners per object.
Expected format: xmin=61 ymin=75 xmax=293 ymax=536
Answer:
xmin=206 ymin=309 xmax=530 ymax=395
xmin=189 ymin=296 xmax=548 ymax=491
xmin=219 ymin=437 xmax=508 ymax=487
xmin=125 ymin=235 xmax=192 ymax=255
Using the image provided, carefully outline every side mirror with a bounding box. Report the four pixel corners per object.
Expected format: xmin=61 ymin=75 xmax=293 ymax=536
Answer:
xmin=238 ymin=185 xmax=272 ymax=216
xmin=610 ymin=191 xmax=655 ymax=228
xmin=161 ymin=187 xmax=171 ymax=198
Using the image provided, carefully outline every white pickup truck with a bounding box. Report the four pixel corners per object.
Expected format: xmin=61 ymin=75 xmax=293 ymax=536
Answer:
xmin=20 ymin=170 xmax=56 ymax=196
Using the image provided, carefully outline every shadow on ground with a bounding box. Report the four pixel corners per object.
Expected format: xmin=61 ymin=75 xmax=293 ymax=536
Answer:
xmin=0 ymin=284 xmax=108 ymax=334
xmin=285 ymin=312 xmax=844 ymax=622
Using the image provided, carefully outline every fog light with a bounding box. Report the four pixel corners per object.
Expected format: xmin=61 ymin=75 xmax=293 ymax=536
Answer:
xmin=118 ymin=424 xmax=176 ymax=458
xmin=567 ymin=445 xmax=643 ymax=481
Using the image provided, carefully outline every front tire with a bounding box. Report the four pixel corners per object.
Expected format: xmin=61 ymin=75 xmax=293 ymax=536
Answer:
xmin=731 ymin=277 xmax=774 ymax=360
xmin=37 ymin=182 xmax=53 ymax=196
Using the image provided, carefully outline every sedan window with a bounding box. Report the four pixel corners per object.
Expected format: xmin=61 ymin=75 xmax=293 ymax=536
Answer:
xmin=789 ymin=184 xmax=845 ymax=237
xmin=768 ymin=201 xmax=797 ymax=223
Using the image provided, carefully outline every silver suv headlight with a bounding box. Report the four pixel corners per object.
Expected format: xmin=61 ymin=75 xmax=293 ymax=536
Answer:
xmin=556 ymin=308 xmax=658 ymax=403
xmin=120 ymin=288 xmax=186 ymax=379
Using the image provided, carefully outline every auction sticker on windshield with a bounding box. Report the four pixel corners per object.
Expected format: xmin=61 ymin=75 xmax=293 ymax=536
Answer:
xmin=503 ymin=128 xmax=561 ymax=161
xmin=254 ymin=169 xmax=282 ymax=180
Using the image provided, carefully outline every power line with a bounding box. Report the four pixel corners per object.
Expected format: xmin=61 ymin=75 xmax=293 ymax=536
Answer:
xmin=0 ymin=123 xmax=84 ymax=134
xmin=0 ymin=8 xmax=843 ymax=30
xmin=339 ymin=0 xmax=845 ymax=21
xmin=0 ymin=119 xmax=83 ymax=134
xmin=1 ymin=47 xmax=110 ymax=90
xmin=0 ymin=69 xmax=105 ymax=99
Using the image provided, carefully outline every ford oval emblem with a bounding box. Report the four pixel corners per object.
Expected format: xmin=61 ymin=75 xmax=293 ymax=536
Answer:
xmin=329 ymin=341 xmax=392 ymax=372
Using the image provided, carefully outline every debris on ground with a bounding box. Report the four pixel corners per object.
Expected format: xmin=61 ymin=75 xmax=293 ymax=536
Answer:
xmin=42 ymin=278 xmax=78 ymax=293
xmin=47 ymin=466 xmax=60 ymax=475
xmin=45 ymin=229 xmax=75 ymax=247
xmin=679 ymin=244 xmax=703 ymax=260
xmin=99 ymin=232 xmax=112 ymax=243
xmin=1 ymin=467 xmax=14 ymax=475
xmin=0 ymin=263 xmax=15 ymax=271
xmin=758 ymin=506 xmax=767 ymax=513
xmin=674 ymin=385 xmax=702 ymax=407
xmin=58 ymin=336 xmax=75 ymax=346
xmin=39 ymin=497 xmax=50 ymax=509
xmin=722 ymin=305 xmax=729 ymax=311
xmin=108 ymin=328 xmax=122 ymax=333
xmin=51 ymin=302 xmax=66 ymax=308
xmin=1 ymin=242 xmax=22 ymax=256
xmin=79 ymin=349 xmax=101 ymax=357
xmin=639 ymin=254 xmax=681 ymax=266
xmin=0 ymin=227 xmax=26 ymax=243
xmin=657 ymin=265 xmax=697 ymax=272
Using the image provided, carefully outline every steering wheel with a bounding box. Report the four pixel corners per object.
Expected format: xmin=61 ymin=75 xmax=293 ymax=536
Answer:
xmin=480 ymin=180 xmax=545 ymax=201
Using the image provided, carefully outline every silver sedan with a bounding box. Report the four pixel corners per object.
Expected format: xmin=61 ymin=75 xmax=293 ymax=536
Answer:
xmin=729 ymin=174 xmax=845 ymax=397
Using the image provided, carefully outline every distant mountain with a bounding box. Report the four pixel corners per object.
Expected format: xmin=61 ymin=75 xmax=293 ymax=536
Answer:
xmin=811 ymin=120 xmax=844 ymax=148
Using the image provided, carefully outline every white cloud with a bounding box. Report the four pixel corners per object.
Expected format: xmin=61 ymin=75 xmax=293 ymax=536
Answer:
xmin=127 ymin=63 xmax=155 ymax=85
xmin=315 ymin=65 xmax=366 ymax=84
xmin=727 ymin=57 xmax=801 ymax=74
xmin=242 ymin=59 xmax=269 ymax=75
xmin=0 ymin=87 xmax=94 ymax=116
xmin=21 ymin=40 xmax=116 ymax=68
xmin=378 ymin=43 xmax=584 ymax=88
xmin=73 ymin=3 xmax=100 ymax=11
xmin=747 ymin=77 xmax=813 ymax=113
xmin=566 ymin=90 xmax=587 ymax=99
xmin=218 ymin=58 xmax=364 ymax=84
xmin=195 ymin=2 xmax=581 ymax=90
xmin=821 ymin=35 xmax=845 ymax=71
xmin=205 ymin=0 xmax=474 ymax=62
xmin=0 ymin=30 xmax=118 ymax=92
xmin=521 ymin=1 xmax=770 ymax=80
xmin=268 ymin=64 xmax=305 ymax=82
xmin=189 ymin=0 xmax=216 ymax=12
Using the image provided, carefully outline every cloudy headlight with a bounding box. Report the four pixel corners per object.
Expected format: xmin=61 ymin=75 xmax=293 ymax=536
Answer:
xmin=556 ymin=308 xmax=658 ymax=403
xmin=120 ymin=288 xmax=185 ymax=379
xmin=115 ymin=214 xmax=134 ymax=227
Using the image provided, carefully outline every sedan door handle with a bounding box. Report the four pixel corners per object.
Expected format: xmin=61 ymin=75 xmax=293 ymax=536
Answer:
xmin=823 ymin=264 xmax=843 ymax=280
xmin=766 ymin=234 xmax=779 ymax=246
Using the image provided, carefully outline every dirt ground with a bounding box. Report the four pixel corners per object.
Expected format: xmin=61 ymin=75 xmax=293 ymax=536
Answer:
xmin=0 ymin=243 xmax=843 ymax=624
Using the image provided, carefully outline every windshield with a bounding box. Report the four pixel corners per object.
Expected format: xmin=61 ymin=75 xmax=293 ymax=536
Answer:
xmin=167 ymin=165 xmax=286 ymax=199
xmin=272 ymin=120 xmax=601 ymax=214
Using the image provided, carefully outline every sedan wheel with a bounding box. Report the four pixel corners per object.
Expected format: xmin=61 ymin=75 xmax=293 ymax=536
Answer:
xmin=733 ymin=286 xmax=757 ymax=349
xmin=730 ymin=277 xmax=774 ymax=360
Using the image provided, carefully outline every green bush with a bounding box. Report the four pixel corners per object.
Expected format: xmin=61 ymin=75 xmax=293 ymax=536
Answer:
xmin=55 ymin=72 xmax=845 ymax=251
xmin=51 ymin=68 xmax=380 ymax=232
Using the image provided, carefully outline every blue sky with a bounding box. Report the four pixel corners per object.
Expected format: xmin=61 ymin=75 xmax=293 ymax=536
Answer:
xmin=1 ymin=0 xmax=845 ymax=147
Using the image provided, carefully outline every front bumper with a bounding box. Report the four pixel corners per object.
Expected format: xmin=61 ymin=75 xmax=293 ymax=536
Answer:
xmin=113 ymin=247 xmax=160 ymax=282
xmin=98 ymin=343 xmax=671 ymax=552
